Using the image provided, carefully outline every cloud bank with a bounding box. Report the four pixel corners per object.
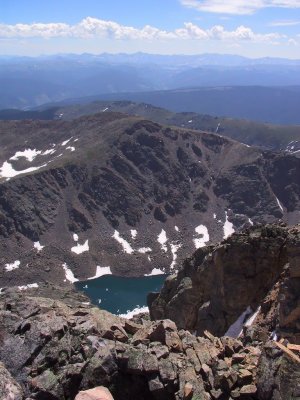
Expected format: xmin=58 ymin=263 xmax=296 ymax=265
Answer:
xmin=0 ymin=17 xmax=285 ymax=45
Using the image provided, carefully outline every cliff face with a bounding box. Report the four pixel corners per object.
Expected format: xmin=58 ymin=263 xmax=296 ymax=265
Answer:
xmin=149 ymin=224 xmax=300 ymax=341
xmin=0 ymin=114 xmax=300 ymax=287
xmin=0 ymin=284 xmax=299 ymax=400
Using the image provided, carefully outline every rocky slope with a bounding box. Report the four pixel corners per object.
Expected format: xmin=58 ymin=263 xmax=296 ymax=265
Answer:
xmin=0 ymin=283 xmax=299 ymax=400
xmin=149 ymin=224 xmax=300 ymax=344
xmin=0 ymin=113 xmax=299 ymax=287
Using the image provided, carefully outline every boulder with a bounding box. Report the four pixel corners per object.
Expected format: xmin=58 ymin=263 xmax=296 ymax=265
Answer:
xmin=75 ymin=386 xmax=114 ymax=400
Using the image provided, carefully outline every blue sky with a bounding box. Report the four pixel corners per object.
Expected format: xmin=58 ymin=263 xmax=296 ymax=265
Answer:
xmin=1 ymin=0 xmax=300 ymax=58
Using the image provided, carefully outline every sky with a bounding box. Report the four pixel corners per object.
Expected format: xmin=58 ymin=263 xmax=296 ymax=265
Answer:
xmin=1 ymin=0 xmax=300 ymax=58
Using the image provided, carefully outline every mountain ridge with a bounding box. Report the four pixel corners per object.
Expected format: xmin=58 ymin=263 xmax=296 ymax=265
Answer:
xmin=2 ymin=100 xmax=300 ymax=151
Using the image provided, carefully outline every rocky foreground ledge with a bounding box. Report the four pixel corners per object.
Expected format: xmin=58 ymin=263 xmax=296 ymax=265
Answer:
xmin=0 ymin=283 xmax=299 ymax=400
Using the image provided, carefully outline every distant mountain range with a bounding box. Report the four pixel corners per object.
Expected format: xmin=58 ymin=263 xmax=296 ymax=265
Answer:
xmin=1 ymin=52 xmax=300 ymax=111
xmin=65 ymin=86 xmax=300 ymax=125
xmin=2 ymin=52 xmax=300 ymax=66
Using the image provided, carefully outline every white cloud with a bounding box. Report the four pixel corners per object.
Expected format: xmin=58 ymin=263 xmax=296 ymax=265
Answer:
xmin=180 ymin=0 xmax=300 ymax=15
xmin=176 ymin=23 xmax=282 ymax=43
xmin=0 ymin=17 xmax=285 ymax=45
xmin=0 ymin=22 xmax=70 ymax=39
xmin=269 ymin=20 xmax=300 ymax=26
xmin=0 ymin=18 xmax=175 ymax=40
xmin=288 ymin=38 xmax=299 ymax=45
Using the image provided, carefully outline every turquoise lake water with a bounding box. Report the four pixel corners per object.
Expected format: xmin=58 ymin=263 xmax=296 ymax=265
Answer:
xmin=75 ymin=274 xmax=166 ymax=316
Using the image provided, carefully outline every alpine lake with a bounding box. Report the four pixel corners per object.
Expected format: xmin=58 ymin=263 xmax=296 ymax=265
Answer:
xmin=75 ymin=274 xmax=167 ymax=316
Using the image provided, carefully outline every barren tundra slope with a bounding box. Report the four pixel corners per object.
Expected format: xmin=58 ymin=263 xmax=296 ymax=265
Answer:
xmin=0 ymin=112 xmax=299 ymax=288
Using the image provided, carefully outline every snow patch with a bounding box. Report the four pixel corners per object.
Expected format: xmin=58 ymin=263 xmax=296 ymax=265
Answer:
xmin=42 ymin=149 xmax=56 ymax=155
xmin=193 ymin=225 xmax=209 ymax=249
xmin=223 ymin=212 xmax=235 ymax=239
xmin=225 ymin=306 xmax=261 ymax=338
xmin=71 ymin=240 xmax=89 ymax=254
xmin=10 ymin=148 xmax=56 ymax=162
xmin=119 ymin=305 xmax=149 ymax=319
xmin=66 ymin=146 xmax=75 ymax=152
xmin=145 ymin=267 xmax=164 ymax=276
xmin=175 ymin=226 xmax=179 ymax=232
xmin=213 ymin=213 xmax=217 ymax=219
xmin=244 ymin=306 xmax=261 ymax=327
xmin=62 ymin=138 xmax=72 ymax=146
xmin=5 ymin=260 xmax=20 ymax=271
xmin=73 ymin=233 xmax=79 ymax=242
xmin=34 ymin=241 xmax=44 ymax=251
xmin=62 ymin=263 xmax=78 ymax=283
xmin=170 ymin=243 xmax=182 ymax=269
xmin=248 ymin=218 xmax=254 ymax=226
xmin=225 ymin=306 xmax=252 ymax=338
xmin=275 ymin=196 xmax=284 ymax=212
xmin=130 ymin=229 xmax=137 ymax=239
xmin=0 ymin=161 xmax=48 ymax=179
xmin=112 ymin=230 xmax=134 ymax=254
xmin=157 ymin=229 xmax=168 ymax=252
xmin=138 ymin=247 xmax=152 ymax=254
xmin=88 ymin=265 xmax=112 ymax=280
xmin=18 ymin=283 xmax=39 ymax=291
xmin=10 ymin=148 xmax=41 ymax=162
xmin=270 ymin=331 xmax=278 ymax=341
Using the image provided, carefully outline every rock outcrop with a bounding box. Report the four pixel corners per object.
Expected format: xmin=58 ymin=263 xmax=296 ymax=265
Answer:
xmin=1 ymin=261 xmax=300 ymax=400
xmin=256 ymin=341 xmax=300 ymax=400
xmin=0 ymin=285 xmax=269 ymax=400
xmin=149 ymin=224 xmax=300 ymax=340
xmin=0 ymin=362 xmax=23 ymax=400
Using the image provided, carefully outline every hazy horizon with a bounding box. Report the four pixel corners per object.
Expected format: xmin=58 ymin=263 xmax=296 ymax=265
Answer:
xmin=1 ymin=0 xmax=300 ymax=58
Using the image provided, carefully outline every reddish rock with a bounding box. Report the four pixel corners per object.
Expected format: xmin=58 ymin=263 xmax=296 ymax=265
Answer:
xmin=75 ymin=386 xmax=114 ymax=400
